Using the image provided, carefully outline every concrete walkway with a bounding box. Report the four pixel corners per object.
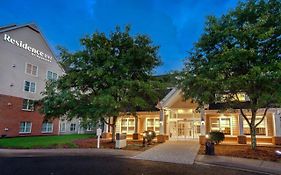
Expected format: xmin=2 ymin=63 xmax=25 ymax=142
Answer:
xmin=196 ymin=155 xmax=281 ymax=175
xmin=132 ymin=140 xmax=200 ymax=164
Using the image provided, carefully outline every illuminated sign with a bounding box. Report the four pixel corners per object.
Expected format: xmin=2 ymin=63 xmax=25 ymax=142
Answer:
xmin=3 ymin=33 xmax=52 ymax=62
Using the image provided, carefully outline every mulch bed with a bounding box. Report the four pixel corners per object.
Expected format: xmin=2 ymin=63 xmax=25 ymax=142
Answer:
xmin=198 ymin=144 xmax=281 ymax=162
xmin=73 ymin=138 xmax=158 ymax=151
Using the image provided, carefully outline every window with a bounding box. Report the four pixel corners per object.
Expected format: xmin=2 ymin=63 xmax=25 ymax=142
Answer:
xmin=70 ymin=123 xmax=76 ymax=131
xmin=210 ymin=117 xmax=232 ymax=135
xmin=243 ymin=116 xmax=266 ymax=135
xmin=60 ymin=123 xmax=66 ymax=132
xmin=25 ymin=63 xmax=38 ymax=76
xmin=121 ymin=118 xmax=135 ymax=134
xmin=41 ymin=122 xmax=53 ymax=133
xmin=146 ymin=118 xmax=160 ymax=133
xmin=22 ymin=99 xmax=34 ymax=111
xmin=24 ymin=81 xmax=36 ymax=93
xmin=47 ymin=71 xmax=58 ymax=81
xmin=19 ymin=122 xmax=32 ymax=133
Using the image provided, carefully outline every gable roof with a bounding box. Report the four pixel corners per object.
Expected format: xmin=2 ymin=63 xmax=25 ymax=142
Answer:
xmin=0 ymin=23 xmax=65 ymax=73
xmin=157 ymin=88 xmax=182 ymax=109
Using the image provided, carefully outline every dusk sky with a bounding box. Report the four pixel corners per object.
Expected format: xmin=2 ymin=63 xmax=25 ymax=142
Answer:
xmin=0 ymin=0 xmax=238 ymax=75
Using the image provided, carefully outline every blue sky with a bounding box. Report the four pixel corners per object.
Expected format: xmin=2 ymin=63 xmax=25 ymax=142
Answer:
xmin=0 ymin=0 xmax=238 ymax=75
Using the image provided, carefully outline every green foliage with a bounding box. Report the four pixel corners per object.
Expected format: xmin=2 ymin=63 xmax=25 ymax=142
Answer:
xmin=40 ymin=25 xmax=163 ymax=141
xmin=180 ymin=0 xmax=281 ymax=149
xmin=0 ymin=134 xmax=93 ymax=149
xmin=208 ymin=131 xmax=225 ymax=144
xmin=143 ymin=130 xmax=156 ymax=144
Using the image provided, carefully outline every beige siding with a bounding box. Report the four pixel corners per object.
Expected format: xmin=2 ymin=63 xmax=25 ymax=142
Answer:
xmin=267 ymin=114 xmax=274 ymax=136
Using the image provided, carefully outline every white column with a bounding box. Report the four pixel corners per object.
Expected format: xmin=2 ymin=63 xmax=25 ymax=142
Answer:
xmin=200 ymin=108 xmax=206 ymax=135
xmin=273 ymin=111 xmax=281 ymax=136
xmin=239 ymin=114 xmax=244 ymax=135
xmin=159 ymin=109 xmax=165 ymax=135
xmin=134 ymin=116 xmax=138 ymax=134
xmin=104 ymin=118 xmax=109 ymax=133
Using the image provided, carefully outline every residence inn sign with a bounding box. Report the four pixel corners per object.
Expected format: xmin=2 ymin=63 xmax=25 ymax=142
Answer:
xmin=3 ymin=33 xmax=53 ymax=62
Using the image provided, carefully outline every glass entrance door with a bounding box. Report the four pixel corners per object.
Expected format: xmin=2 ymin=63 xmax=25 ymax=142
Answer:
xmin=169 ymin=120 xmax=200 ymax=139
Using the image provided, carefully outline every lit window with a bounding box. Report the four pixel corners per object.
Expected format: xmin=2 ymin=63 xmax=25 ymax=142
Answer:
xmin=120 ymin=118 xmax=135 ymax=134
xmin=24 ymin=81 xmax=36 ymax=93
xmin=146 ymin=118 xmax=160 ymax=133
xmin=41 ymin=122 xmax=53 ymax=133
xmin=26 ymin=63 xmax=38 ymax=76
xmin=22 ymin=99 xmax=34 ymax=111
xmin=19 ymin=121 xmax=32 ymax=133
xmin=243 ymin=116 xmax=266 ymax=135
xmin=47 ymin=71 xmax=58 ymax=81
xmin=210 ymin=117 xmax=232 ymax=135
xmin=70 ymin=123 xmax=76 ymax=131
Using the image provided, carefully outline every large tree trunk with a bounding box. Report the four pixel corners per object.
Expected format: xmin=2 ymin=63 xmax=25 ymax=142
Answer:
xmin=250 ymin=126 xmax=257 ymax=150
xmin=111 ymin=116 xmax=117 ymax=143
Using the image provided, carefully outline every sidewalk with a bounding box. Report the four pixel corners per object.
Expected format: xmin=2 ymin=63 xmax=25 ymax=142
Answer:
xmin=132 ymin=140 xmax=199 ymax=164
xmin=0 ymin=148 xmax=140 ymax=158
xmin=196 ymin=155 xmax=281 ymax=175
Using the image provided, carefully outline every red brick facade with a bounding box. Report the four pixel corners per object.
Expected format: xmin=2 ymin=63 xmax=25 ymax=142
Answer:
xmin=0 ymin=94 xmax=59 ymax=137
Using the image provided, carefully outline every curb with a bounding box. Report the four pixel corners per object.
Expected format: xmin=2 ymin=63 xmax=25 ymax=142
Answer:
xmin=194 ymin=160 xmax=278 ymax=175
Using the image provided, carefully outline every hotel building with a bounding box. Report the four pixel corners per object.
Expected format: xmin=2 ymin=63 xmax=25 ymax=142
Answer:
xmin=105 ymin=88 xmax=281 ymax=145
xmin=0 ymin=24 xmax=64 ymax=137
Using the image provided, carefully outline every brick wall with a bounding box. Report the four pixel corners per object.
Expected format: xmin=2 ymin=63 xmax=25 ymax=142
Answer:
xmin=0 ymin=94 xmax=59 ymax=137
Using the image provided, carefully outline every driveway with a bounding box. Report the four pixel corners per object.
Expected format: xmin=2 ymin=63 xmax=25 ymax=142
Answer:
xmin=132 ymin=140 xmax=200 ymax=164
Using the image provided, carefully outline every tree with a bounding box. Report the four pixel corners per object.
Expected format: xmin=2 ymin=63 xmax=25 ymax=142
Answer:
xmin=180 ymin=0 xmax=281 ymax=149
xmin=40 ymin=26 xmax=162 ymax=142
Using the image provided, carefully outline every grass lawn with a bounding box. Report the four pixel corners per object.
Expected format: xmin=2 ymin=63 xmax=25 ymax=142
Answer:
xmin=0 ymin=134 xmax=94 ymax=149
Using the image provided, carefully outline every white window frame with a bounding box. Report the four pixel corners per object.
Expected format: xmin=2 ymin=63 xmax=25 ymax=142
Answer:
xmin=60 ymin=122 xmax=66 ymax=132
xmin=120 ymin=118 xmax=135 ymax=134
xmin=25 ymin=63 xmax=38 ymax=77
xmin=19 ymin=121 xmax=32 ymax=133
xmin=209 ymin=116 xmax=233 ymax=136
xmin=145 ymin=118 xmax=160 ymax=134
xmin=23 ymin=80 xmax=36 ymax=93
xmin=41 ymin=122 xmax=53 ymax=133
xmin=243 ymin=115 xmax=268 ymax=136
xmin=46 ymin=70 xmax=58 ymax=81
xmin=22 ymin=99 xmax=34 ymax=111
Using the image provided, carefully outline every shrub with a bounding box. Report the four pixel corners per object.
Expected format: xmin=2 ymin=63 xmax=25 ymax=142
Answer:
xmin=208 ymin=131 xmax=225 ymax=144
xmin=143 ymin=130 xmax=156 ymax=144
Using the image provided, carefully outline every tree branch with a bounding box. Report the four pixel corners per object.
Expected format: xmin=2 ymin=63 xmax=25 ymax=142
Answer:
xmin=102 ymin=117 xmax=114 ymax=127
xmin=255 ymin=107 xmax=269 ymax=127
xmin=240 ymin=108 xmax=251 ymax=126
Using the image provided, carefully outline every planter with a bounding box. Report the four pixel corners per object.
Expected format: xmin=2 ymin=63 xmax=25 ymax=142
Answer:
xmin=157 ymin=135 xmax=169 ymax=143
xmin=237 ymin=135 xmax=247 ymax=144
xmin=199 ymin=135 xmax=206 ymax=145
xmin=132 ymin=133 xmax=140 ymax=140
xmin=272 ymin=136 xmax=281 ymax=145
